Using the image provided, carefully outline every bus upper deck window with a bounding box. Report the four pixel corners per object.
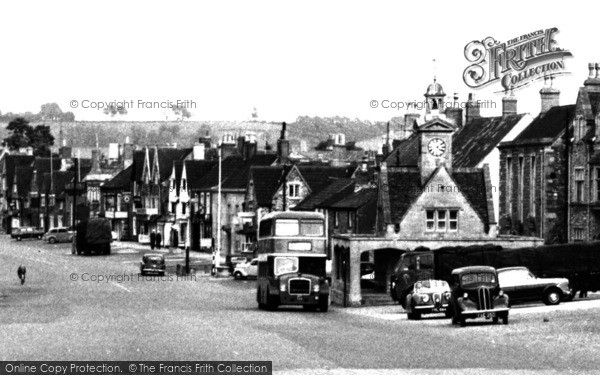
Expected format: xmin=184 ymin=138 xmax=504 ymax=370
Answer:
xmin=275 ymin=219 xmax=299 ymax=236
xmin=301 ymin=220 xmax=324 ymax=236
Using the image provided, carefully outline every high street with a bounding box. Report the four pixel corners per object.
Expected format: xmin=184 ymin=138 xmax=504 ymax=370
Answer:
xmin=1 ymin=236 xmax=599 ymax=374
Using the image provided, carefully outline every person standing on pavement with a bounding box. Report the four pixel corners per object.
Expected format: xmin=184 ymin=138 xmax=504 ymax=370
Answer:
xmin=149 ymin=230 xmax=156 ymax=250
xmin=155 ymin=231 xmax=162 ymax=249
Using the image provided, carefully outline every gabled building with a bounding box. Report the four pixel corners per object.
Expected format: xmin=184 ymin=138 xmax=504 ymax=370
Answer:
xmin=0 ymin=154 xmax=35 ymax=233
xmin=100 ymin=165 xmax=133 ymax=240
xmin=183 ymin=159 xmax=217 ymax=251
xmin=27 ymin=157 xmax=61 ymax=230
xmin=568 ymin=63 xmax=600 ymax=242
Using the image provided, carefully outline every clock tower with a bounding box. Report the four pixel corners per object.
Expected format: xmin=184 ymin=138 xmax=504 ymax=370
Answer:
xmin=417 ymin=117 xmax=456 ymax=185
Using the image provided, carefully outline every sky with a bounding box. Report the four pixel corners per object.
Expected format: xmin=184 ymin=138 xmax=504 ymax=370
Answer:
xmin=1 ymin=0 xmax=599 ymax=123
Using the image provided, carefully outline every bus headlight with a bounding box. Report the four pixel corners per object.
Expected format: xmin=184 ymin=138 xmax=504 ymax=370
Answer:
xmin=280 ymin=284 xmax=286 ymax=292
xmin=463 ymin=292 xmax=469 ymax=299
xmin=313 ymin=284 xmax=320 ymax=293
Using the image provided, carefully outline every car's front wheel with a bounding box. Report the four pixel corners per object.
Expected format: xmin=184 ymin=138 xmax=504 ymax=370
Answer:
xmin=16 ymin=236 xmax=21 ymax=241
xmin=502 ymin=313 xmax=509 ymax=325
xmin=543 ymin=288 xmax=562 ymax=305
xmin=49 ymin=237 xmax=56 ymax=244
xmin=234 ymin=271 xmax=243 ymax=280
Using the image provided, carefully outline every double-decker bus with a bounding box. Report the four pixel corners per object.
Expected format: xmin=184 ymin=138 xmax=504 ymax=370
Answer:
xmin=256 ymin=211 xmax=329 ymax=312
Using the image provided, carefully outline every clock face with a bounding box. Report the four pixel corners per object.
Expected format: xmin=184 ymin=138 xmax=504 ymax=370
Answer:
xmin=427 ymin=138 xmax=446 ymax=157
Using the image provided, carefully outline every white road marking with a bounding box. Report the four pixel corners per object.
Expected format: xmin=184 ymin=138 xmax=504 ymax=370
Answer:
xmin=110 ymin=282 xmax=132 ymax=293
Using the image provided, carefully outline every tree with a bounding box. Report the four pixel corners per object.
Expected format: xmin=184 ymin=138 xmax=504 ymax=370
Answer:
xmin=30 ymin=125 xmax=55 ymax=157
xmin=103 ymin=103 xmax=128 ymax=117
xmin=172 ymin=104 xmax=191 ymax=121
xmin=39 ymin=103 xmax=63 ymax=122
xmin=3 ymin=117 xmax=54 ymax=156
xmin=4 ymin=117 xmax=31 ymax=150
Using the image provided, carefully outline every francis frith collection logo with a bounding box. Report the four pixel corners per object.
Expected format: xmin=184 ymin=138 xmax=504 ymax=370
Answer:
xmin=463 ymin=27 xmax=572 ymax=91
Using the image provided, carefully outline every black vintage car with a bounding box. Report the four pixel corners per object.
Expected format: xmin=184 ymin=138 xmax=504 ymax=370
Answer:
xmin=448 ymin=266 xmax=510 ymax=327
xmin=11 ymin=227 xmax=45 ymax=241
xmin=497 ymin=267 xmax=571 ymax=305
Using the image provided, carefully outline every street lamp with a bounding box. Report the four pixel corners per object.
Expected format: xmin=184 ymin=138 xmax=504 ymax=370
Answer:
xmin=213 ymin=142 xmax=222 ymax=274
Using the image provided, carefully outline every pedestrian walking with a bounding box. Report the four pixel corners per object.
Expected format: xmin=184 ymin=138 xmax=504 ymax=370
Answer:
xmin=17 ymin=265 xmax=26 ymax=285
xmin=149 ymin=230 xmax=156 ymax=250
xmin=155 ymin=231 xmax=162 ymax=249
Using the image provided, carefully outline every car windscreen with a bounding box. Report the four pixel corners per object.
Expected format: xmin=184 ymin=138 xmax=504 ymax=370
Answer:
xmin=144 ymin=255 xmax=164 ymax=264
xmin=460 ymin=272 xmax=496 ymax=287
xmin=274 ymin=256 xmax=298 ymax=276
xmin=298 ymin=257 xmax=326 ymax=276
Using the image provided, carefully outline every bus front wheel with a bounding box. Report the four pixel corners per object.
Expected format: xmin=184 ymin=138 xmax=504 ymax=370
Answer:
xmin=318 ymin=298 xmax=329 ymax=312
xmin=266 ymin=291 xmax=278 ymax=311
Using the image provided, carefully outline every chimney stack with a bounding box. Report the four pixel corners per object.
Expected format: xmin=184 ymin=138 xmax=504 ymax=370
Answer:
xmin=91 ymin=149 xmax=101 ymax=174
xmin=540 ymin=75 xmax=560 ymax=114
xmin=584 ymin=62 xmax=600 ymax=92
xmin=193 ymin=142 xmax=205 ymax=160
xmin=502 ymin=87 xmax=518 ymax=117
xmin=445 ymin=93 xmax=463 ymax=127
xmin=465 ymin=93 xmax=481 ymax=124
xmin=122 ymin=137 xmax=134 ymax=169
xmin=277 ymin=122 xmax=290 ymax=165
xmin=220 ymin=133 xmax=237 ymax=159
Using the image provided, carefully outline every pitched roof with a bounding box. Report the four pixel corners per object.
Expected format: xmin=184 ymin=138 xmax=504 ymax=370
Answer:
xmin=132 ymin=150 xmax=147 ymax=182
xmin=44 ymin=171 xmax=74 ymax=195
xmin=32 ymin=157 xmax=61 ymax=191
xmin=156 ymin=148 xmax=192 ymax=182
xmin=504 ymin=105 xmax=576 ymax=146
xmin=330 ymin=188 xmax=378 ymax=209
xmin=101 ymin=165 xmax=133 ymax=190
xmin=5 ymin=155 xmax=35 ymax=197
xmin=220 ymin=154 xmax=278 ymax=190
xmin=453 ymin=114 xmax=526 ymax=167
xmin=15 ymin=166 xmax=33 ymax=197
xmin=386 ymin=167 xmax=490 ymax=226
xmin=387 ymin=169 xmax=423 ymax=222
xmin=249 ymin=166 xmax=285 ymax=207
xmin=294 ymin=178 xmax=355 ymax=211
xmin=452 ymin=169 xmax=489 ymax=226
xmin=296 ymin=165 xmax=356 ymax=192
xmin=383 ymin=134 xmax=420 ymax=167
xmin=185 ymin=160 xmax=217 ymax=190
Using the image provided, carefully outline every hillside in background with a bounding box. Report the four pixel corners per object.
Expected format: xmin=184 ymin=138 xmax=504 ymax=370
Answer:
xmin=0 ymin=116 xmax=389 ymax=153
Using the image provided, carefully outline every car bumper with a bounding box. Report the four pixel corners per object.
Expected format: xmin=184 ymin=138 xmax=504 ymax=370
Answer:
xmin=141 ymin=268 xmax=165 ymax=274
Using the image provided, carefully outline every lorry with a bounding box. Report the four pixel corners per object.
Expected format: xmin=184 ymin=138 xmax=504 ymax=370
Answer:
xmin=390 ymin=242 xmax=600 ymax=307
xmin=72 ymin=217 xmax=113 ymax=255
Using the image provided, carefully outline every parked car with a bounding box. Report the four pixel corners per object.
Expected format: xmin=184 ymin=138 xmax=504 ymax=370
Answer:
xmin=448 ymin=266 xmax=510 ymax=327
xmin=42 ymin=227 xmax=74 ymax=244
xmin=11 ymin=227 xmax=44 ymax=241
xmin=233 ymin=258 xmax=258 ymax=280
xmin=405 ymin=279 xmax=452 ymax=320
xmin=497 ymin=266 xmax=571 ymax=306
xmin=140 ymin=253 xmax=166 ymax=276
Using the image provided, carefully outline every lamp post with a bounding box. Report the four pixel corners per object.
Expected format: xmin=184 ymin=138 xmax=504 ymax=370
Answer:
xmin=214 ymin=143 xmax=222 ymax=272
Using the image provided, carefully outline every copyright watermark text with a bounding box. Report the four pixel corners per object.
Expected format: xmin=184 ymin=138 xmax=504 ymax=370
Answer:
xmin=69 ymin=99 xmax=197 ymax=110
xmin=69 ymin=272 xmax=196 ymax=282
xmin=369 ymin=99 xmax=497 ymax=110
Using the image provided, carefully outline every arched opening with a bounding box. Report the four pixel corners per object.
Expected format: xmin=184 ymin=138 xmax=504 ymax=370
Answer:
xmin=360 ymin=247 xmax=405 ymax=305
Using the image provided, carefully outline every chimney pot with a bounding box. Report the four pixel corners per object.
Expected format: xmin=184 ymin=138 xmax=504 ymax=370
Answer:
xmin=596 ymin=63 xmax=600 ymax=78
xmin=589 ymin=63 xmax=596 ymax=78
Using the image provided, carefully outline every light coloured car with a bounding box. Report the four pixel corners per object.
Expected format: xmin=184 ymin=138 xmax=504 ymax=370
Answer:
xmin=43 ymin=227 xmax=74 ymax=244
xmin=233 ymin=258 xmax=258 ymax=280
xmin=405 ymin=279 xmax=452 ymax=320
